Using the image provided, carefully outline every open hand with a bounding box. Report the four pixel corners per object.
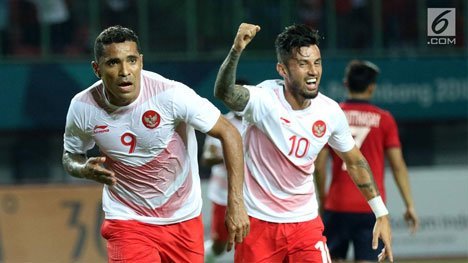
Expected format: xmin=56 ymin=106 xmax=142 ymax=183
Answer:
xmin=82 ymin=157 xmax=117 ymax=185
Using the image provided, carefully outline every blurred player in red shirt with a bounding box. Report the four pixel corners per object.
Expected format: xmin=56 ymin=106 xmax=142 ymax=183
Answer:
xmin=315 ymin=60 xmax=419 ymax=262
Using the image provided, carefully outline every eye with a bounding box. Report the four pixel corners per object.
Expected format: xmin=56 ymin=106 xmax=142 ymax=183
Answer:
xmin=106 ymin=59 xmax=118 ymax=66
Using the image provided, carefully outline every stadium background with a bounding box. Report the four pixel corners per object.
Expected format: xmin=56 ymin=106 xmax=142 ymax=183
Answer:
xmin=0 ymin=0 xmax=466 ymax=262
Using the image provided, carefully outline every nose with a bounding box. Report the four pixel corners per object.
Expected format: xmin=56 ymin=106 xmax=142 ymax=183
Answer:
xmin=309 ymin=65 xmax=318 ymax=75
xmin=120 ymin=62 xmax=131 ymax=76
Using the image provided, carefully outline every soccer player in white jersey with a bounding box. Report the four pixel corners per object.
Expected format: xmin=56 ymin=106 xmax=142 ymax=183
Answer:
xmin=214 ymin=23 xmax=394 ymax=262
xmin=62 ymin=25 xmax=249 ymax=262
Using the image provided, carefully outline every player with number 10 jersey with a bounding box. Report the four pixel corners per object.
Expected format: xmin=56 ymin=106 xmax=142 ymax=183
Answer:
xmin=241 ymin=79 xmax=355 ymax=223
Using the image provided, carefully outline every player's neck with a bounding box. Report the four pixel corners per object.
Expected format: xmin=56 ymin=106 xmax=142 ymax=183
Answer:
xmin=283 ymin=87 xmax=311 ymax=110
xmin=348 ymin=93 xmax=371 ymax=101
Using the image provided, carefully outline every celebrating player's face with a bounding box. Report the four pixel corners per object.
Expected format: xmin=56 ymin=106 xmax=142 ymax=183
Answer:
xmin=284 ymin=45 xmax=322 ymax=100
xmin=95 ymin=41 xmax=143 ymax=106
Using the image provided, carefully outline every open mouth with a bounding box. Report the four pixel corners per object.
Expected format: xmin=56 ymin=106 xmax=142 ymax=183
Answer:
xmin=306 ymin=78 xmax=317 ymax=89
xmin=119 ymin=81 xmax=132 ymax=86
xmin=118 ymin=81 xmax=133 ymax=92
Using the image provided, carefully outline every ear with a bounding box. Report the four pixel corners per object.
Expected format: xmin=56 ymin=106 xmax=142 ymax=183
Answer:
xmin=276 ymin=63 xmax=287 ymax=78
xmin=91 ymin=61 xmax=101 ymax=78
xmin=343 ymin=80 xmax=349 ymax=89
xmin=368 ymin=83 xmax=376 ymax=94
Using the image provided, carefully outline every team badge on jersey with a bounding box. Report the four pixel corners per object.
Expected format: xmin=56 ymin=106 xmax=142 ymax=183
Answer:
xmin=312 ymin=120 xmax=326 ymax=138
xmin=142 ymin=110 xmax=161 ymax=129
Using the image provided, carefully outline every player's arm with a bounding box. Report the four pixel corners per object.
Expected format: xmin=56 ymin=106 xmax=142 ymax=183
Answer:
xmin=313 ymin=147 xmax=330 ymax=213
xmin=336 ymin=146 xmax=380 ymax=199
xmin=336 ymin=146 xmax=393 ymax=262
xmin=386 ymin=147 xmax=419 ymax=234
xmin=62 ymin=151 xmax=116 ymax=186
xmin=214 ymin=23 xmax=260 ymax=111
xmin=206 ymin=115 xmax=250 ymax=251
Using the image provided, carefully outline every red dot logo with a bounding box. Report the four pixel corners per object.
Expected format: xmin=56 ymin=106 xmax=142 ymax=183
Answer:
xmin=142 ymin=110 xmax=160 ymax=129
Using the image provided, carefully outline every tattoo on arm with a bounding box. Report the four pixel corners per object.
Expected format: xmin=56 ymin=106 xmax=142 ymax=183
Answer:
xmin=355 ymin=159 xmax=380 ymax=196
xmin=225 ymin=87 xmax=250 ymax=111
xmin=215 ymin=49 xmax=250 ymax=111
xmin=62 ymin=151 xmax=87 ymax=179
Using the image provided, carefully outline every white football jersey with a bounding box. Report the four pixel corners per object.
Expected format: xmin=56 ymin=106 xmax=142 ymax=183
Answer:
xmin=203 ymin=112 xmax=244 ymax=206
xmin=64 ymin=70 xmax=220 ymax=225
xmin=240 ymin=79 xmax=355 ymax=223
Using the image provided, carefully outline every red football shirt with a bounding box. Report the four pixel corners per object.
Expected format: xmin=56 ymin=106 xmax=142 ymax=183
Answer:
xmin=324 ymin=100 xmax=401 ymax=212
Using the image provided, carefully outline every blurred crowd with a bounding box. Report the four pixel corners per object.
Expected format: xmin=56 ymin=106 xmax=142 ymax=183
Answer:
xmin=0 ymin=0 xmax=138 ymax=57
xmin=0 ymin=0 xmax=464 ymax=58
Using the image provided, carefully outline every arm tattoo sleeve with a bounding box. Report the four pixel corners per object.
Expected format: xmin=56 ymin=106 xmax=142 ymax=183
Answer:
xmin=214 ymin=49 xmax=250 ymax=111
xmin=355 ymin=159 xmax=380 ymax=197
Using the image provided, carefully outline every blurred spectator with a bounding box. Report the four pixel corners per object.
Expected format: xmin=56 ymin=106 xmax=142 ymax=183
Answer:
xmin=63 ymin=0 xmax=92 ymax=56
xmin=100 ymin=0 xmax=138 ymax=30
xmin=9 ymin=0 xmax=78 ymax=56
xmin=30 ymin=0 xmax=74 ymax=54
xmin=9 ymin=0 xmax=40 ymax=56
xmin=243 ymin=1 xmax=282 ymax=50
xmin=382 ymin=0 xmax=418 ymax=49
xmin=297 ymin=0 xmax=324 ymax=31
xmin=335 ymin=0 xmax=372 ymax=49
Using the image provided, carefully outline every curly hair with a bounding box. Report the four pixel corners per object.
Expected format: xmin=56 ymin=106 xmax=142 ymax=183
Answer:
xmin=94 ymin=25 xmax=140 ymax=61
xmin=275 ymin=24 xmax=320 ymax=64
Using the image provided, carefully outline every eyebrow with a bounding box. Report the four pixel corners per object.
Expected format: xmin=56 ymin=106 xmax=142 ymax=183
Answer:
xmin=105 ymin=58 xmax=121 ymax=64
xmin=127 ymin=55 xmax=139 ymax=59
xmin=105 ymin=55 xmax=139 ymax=62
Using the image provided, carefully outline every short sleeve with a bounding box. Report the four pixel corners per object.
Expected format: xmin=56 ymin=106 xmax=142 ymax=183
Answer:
xmin=63 ymin=100 xmax=95 ymax=154
xmin=171 ymin=84 xmax=221 ymax=133
xmin=239 ymin=85 xmax=273 ymax=124
xmin=327 ymin=106 xmax=355 ymax=153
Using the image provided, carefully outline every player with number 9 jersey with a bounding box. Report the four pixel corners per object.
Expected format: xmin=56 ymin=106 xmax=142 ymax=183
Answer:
xmin=64 ymin=69 xmax=220 ymax=224
xmin=63 ymin=25 xmax=250 ymax=262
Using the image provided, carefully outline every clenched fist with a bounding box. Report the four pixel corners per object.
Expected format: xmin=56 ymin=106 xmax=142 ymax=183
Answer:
xmin=232 ymin=23 xmax=261 ymax=53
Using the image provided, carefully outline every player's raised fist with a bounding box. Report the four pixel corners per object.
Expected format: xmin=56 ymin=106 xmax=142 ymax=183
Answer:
xmin=232 ymin=23 xmax=261 ymax=52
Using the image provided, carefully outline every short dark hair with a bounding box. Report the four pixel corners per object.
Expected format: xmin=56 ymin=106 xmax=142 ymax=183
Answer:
xmin=344 ymin=60 xmax=380 ymax=93
xmin=94 ymin=25 xmax=140 ymax=61
xmin=275 ymin=24 xmax=320 ymax=64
